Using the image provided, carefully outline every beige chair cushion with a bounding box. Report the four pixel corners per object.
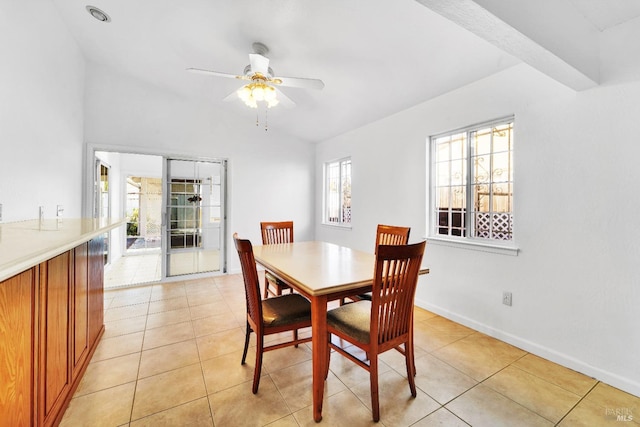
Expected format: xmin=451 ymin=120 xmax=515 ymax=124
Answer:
xmin=327 ymin=301 xmax=371 ymax=344
xmin=262 ymin=294 xmax=311 ymax=327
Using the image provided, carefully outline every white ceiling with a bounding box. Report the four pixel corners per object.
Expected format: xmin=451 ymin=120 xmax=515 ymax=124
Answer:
xmin=51 ymin=0 xmax=640 ymax=143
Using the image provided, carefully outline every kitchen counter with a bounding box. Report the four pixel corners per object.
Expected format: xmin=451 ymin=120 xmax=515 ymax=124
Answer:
xmin=0 ymin=218 xmax=124 ymax=283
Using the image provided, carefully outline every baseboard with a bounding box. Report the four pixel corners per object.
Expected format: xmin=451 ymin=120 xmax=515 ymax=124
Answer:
xmin=414 ymin=297 xmax=640 ymax=398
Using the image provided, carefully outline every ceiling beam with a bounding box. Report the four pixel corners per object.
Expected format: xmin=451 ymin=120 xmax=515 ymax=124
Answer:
xmin=415 ymin=0 xmax=599 ymax=91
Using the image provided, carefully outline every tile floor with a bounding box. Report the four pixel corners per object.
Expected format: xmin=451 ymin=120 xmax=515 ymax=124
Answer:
xmin=61 ymin=274 xmax=640 ymax=426
xmin=104 ymin=250 xmax=220 ymax=289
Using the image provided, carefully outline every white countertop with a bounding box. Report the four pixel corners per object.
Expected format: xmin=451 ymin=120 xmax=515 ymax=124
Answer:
xmin=0 ymin=218 xmax=125 ymax=283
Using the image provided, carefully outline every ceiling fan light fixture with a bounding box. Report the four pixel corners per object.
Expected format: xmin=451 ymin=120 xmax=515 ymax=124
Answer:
xmin=237 ymin=85 xmax=252 ymax=102
xmin=237 ymin=81 xmax=278 ymax=109
xmin=252 ymin=85 xmax=265 ymax=101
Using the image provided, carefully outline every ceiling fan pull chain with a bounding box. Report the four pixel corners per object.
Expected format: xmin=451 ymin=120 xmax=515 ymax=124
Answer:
xmin=265 ymin=106 xmax=268 ymax=131
xmin=256 ymin=112 xmax=259 ymax=127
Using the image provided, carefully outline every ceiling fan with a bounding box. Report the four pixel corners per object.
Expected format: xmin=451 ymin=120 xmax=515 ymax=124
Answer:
xmin=187 ymin=42 xmax=324 ymax=109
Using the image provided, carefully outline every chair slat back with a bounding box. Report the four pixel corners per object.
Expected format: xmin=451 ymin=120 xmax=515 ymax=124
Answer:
xmin=371 ymin=241 xmax=426 ymax=346
xmin=375 ymin=224 xmax=410 ymax=253
xmin=261 ymin=221 xmax=294 ymax=245
xmin=233 ymin=233 xmax=263 ymax=329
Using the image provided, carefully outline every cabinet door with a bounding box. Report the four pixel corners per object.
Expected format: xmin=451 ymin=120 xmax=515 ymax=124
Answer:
xmin=38 ymin=251 xmax=71 ymax=427
xmin=88 ymin=236 xmax=105 ymax=347
xmin=0 ymin=268 xmax=36 ymax=426
xmin=72 ymin=243 xmax=89 ymax=380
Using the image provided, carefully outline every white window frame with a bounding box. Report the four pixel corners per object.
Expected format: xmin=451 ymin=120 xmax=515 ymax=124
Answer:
xmin=323 ymin=157 xmax=352 ymax=227
xmin=428 ymin=117 xmax=518 ymax=256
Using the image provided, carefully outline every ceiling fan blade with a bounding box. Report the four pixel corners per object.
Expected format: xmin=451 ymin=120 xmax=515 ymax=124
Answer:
xmin=249 ymin=53 xmax=270 ymax=75
xmin=187 ymin=68 xmax=249 ymax=81
xmin=273 ymin=87 xmax=296 ymax=108
xmin=222 ymin=90 xmax=239 ymax=103
xmin=274 ymin=76 xmax=325 ymax=90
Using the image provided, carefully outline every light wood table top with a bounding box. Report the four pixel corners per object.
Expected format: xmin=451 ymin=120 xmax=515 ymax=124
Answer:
xmin=253 ymin=241 xmax=377 ymax=297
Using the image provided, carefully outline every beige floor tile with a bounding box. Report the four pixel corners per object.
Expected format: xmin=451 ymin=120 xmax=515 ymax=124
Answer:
xmin=293 ymin=389 xmax=378 ymax=427
xmin=412 ymin=407 xmax=469 ymax=427
xmin=142 ymin=320 xmax=195 ymax=350
xmin=559 ymin=383 xmax=640 ymax=426
xmin=269 ymin=360 xmax=347 ymax=412
xmin=183 ymin=285 xmax=217 ymax=298
xmin=110 ymin=293 xmax=152 ymax=308
xmin=103 ymin=315 xmax=148 ymax=339
xmin=131 ymin=363 xmax=207 ymax=421
xmin=196 ymin=327 xmax=247 ymax=360
xmin=193 ymin=312 xmax=241 ymax=337
xmin=150 ymin=282 xmax=187 ymax=301
xmin=91 ymin=331 xmax=144 ymax=362
xmin=424 ymin=316 xmax=475 ymax=335
xmin=484 ymin=365 xmax=581 ymax=423
xmin=60 ymin=382 xmax=136 ymax=427
xmin=129 ymin=397 xmax=213 ymax=427
xmin=148 ymin=295 xmax=189 ymax=313
xmin=138 ymin=339 xmax=200 ymax=378
xmin=351 ymin=369 xmax=441 ymax=426
xmin=432 ymin=333 xmax=526 ymax=381
xmin=413 ymin=353 xmax=478 ymax=404
xmin=413 ymin=325 xmax=471 ymax=353
xmin=145 ymin=306 xmax=192 ymax=329
xmin=189 ymin=299 xmax=232 ymax=319
xmin=64 ymin=274 xmax=640 ymax=426
xmin=201 ymin=350 xmax=260 ymax=394
xmin=263 ymin=343 xmax=313 ymax=373
xmin=328 ymin=347 xmax=392 ymax=389
xmin=413 ymin=307 xmax=438 ymax=323
xmin=588 ymin=383 xmax=640 ymax=420
xmin=446 ymin=384 xmax=554 ymax=427
xmin=378 ymin=343 xmax=428 ymax=375
xmin=513 ymin=353 xmax=598 ymax=396
xmin=75 ymin=352 xmax=141 ymax=396
xmin=104 ymin=302 xmax=149 ymax=322
xmin=264 ymin=415 xmax=300 ymax=427
xmin=106 ymin=285 xmax=153 ymax=298
xmin=186 ymin=292 xmax=225 ymax=308
xmin=209 ymin=376 xmax=290 ymax=426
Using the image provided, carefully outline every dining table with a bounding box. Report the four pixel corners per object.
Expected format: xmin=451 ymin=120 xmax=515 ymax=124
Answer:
xmin=252 ymin=240 xmax=429 ymax=422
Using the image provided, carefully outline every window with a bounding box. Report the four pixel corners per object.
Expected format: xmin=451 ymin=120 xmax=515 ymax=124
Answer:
xmin=431 ymin=117 xmax=513 ymax=242
xmin=324 ymin=157 xmax=352 ymax=226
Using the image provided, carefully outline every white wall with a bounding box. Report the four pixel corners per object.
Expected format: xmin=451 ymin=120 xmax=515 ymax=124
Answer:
xmin=0 ymin=0 xmax=85 ymax=222
xmin=315 ymin=63 xmax=640 ymax=396
xmin=84 ymin=63 xmax=315 ymax=273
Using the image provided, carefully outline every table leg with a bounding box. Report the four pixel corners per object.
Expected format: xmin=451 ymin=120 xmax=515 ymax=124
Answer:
xmin=311 ymin=295 xmax=328 ymax=422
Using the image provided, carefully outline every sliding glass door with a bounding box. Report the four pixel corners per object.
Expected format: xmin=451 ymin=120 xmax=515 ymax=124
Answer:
xmin=164 ymin=158 xmax=226 ymax=277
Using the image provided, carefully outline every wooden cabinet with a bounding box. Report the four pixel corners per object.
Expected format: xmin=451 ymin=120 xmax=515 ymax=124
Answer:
xmin=38 ymin=251 xmax=72 ymax=426
xmin=87 ymin=237 xmax=104 ymax=348
xmin=72 ymin=243 xmax=89 ymax=382
xmin=0 ymin=267 xmax=37 ymax=426
xmin=0 ymin=237 xmax=105 ymax=427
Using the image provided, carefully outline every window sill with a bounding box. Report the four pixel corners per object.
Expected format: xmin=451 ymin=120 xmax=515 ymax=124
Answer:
xmin=321 ymin=222 xmax=352 ymax=230
xmin=426 ymin=236 xmax=519 ymax=256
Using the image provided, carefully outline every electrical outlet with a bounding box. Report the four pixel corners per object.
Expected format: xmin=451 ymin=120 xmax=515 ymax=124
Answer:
xmin=502 ymin=291 xmax=512 ymax=306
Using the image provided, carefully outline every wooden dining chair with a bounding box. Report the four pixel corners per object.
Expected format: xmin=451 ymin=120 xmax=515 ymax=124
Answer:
xmin=341 ymin=224 xmax=411 ymax=304
xmin=233 ymin=233 xmax=312 ymax=394
xmin=326 ymin=240 xmax=426 ymax=422
xmin=260 ymin=221 xmax=294 ymax=298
